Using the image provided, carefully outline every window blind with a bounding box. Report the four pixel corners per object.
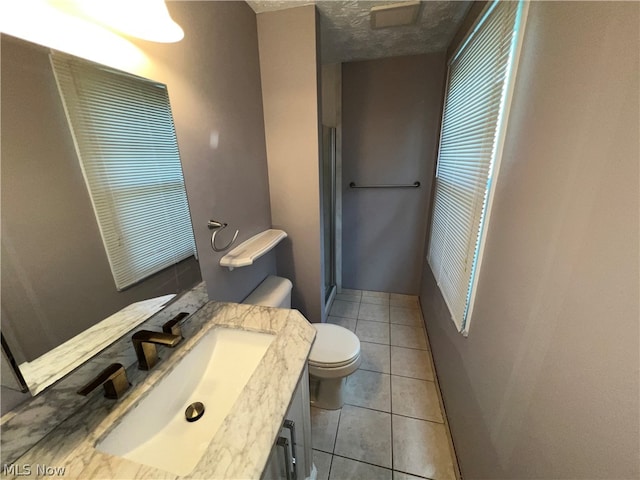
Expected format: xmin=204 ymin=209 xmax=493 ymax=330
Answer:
xmin=51 ymin=53 xmax=196 ymax=290
xmin=428 ymin=1 xmax=523 ymax=332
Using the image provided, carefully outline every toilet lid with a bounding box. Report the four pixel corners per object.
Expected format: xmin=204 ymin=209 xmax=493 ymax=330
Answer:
xmin=309 ymin=324 xmax=360 ymax=368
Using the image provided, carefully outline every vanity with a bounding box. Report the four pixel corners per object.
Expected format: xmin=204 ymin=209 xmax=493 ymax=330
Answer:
xmin=1 ymin=293 xmax=316 ymax=479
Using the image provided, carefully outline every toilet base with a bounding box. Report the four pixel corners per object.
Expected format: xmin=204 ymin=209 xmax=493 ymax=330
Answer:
xmin=309 ymin=375 xmax=347 ymax=410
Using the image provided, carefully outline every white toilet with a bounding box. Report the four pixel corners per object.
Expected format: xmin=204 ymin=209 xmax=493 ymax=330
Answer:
xmin=243 ymin=275 xmax=361 ymax=410
xmin=307 ymin=323 xmax=361 ymax=409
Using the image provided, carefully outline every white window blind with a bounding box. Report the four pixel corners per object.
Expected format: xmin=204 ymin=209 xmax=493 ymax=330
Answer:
xmin=51 ymin=53 xmax=196 ymax=290
xmin=428 ymin=0 xmax=525 ymax=333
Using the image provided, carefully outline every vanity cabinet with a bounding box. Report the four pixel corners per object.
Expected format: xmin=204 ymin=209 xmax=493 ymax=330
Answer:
xmin=262 ymin=364 xmax=313 ymax=480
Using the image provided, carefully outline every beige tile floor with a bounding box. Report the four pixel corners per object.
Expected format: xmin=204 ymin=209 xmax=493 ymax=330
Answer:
xmin=312 ymin=289 xmax=458 ymax=480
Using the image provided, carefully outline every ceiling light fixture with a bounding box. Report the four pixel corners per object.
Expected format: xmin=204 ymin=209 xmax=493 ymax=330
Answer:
xmin=370 ymin=1 xmax=421 ymax=29
xmin=48 ymin=0 xmax=184 ymax=43
xmin=0 ymin=0 xmax=150 ymax=71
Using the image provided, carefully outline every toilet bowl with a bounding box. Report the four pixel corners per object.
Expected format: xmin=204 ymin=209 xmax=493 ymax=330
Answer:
xmin=308 ymin=323 xmax=360 ymax=410
xmin=243 ymin=275 xmax=361 ymax=410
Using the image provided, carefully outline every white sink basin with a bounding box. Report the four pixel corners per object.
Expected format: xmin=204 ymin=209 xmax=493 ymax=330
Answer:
xmin=97 ymin=327 xmax=275 ymax=476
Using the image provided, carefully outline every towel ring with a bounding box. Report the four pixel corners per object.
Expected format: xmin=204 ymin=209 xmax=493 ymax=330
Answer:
xmin=207 ymin=220 xmax=239 ymax=252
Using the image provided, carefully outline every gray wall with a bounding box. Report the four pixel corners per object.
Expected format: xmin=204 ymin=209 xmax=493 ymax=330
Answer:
xmin=1 ymin=35 xmax=201 ymax=362
xmin=140 ymin=1 xmax=276 ymax=304
xmin=421 ymin=2 xmax=640 ymax=478
xmin=342 ymin=54 xmax=445 ymax=294
xmin=257 ymin=6 xmax=324 ymax=323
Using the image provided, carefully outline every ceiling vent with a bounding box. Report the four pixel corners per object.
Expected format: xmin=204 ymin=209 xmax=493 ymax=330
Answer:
xmin=370 ymin=1 xmax=421 ymax=29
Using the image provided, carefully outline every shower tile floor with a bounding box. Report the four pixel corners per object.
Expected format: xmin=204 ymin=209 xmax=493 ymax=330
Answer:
xmin=312 ymin=289 xmax=459 ymax=480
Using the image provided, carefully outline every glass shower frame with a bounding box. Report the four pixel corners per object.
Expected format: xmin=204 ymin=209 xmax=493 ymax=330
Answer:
xmin=322 ymin=125 xmax=336 ymax=304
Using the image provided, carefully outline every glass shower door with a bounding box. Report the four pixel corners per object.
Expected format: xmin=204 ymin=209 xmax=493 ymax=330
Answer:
xmin=322 ymin=126 xmax=336 ymax=303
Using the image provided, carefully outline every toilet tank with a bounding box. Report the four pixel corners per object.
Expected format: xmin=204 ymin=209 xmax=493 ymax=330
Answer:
xmin=242 ymin=275 xmax=292 ymax=308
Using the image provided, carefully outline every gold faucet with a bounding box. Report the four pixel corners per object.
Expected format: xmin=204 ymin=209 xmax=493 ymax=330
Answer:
xmin=132 ymin=330 xmax=182 ymax=370
xmin=77 ymin=363 xmax=130 ymax=399
xmin=162 ymin=312 xmax=189 ymax=338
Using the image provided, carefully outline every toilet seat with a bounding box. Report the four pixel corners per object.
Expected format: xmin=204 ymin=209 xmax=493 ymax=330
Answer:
xmin=308 ymin=357 xmax=361 ymax=379
xmin=309 ymin=357 xmax=357 ymax=369
xmin=309 ymin=324 xmax=360 ymax=369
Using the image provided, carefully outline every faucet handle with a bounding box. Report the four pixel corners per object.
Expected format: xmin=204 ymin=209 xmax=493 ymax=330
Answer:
xmin=162 ymin=312 xmax=189 ymax=338
xmin=77 ymin=363 xmax=130 ymax=399
xmin=131 ymin=330 xmax=182 ymax=370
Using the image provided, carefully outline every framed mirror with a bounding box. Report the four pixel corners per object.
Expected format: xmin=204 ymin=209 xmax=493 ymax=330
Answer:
xmin=0 ymin=34 xmax=202 ymax=400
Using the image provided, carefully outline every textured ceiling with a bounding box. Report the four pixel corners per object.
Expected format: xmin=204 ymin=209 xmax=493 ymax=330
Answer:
xmin=246 ymin=1 xmax=471 ymax=63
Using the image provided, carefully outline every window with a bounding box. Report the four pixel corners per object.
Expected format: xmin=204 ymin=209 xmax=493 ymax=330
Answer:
xmin=51 ymin=53 xmax=196 ymax=290
xmin=428 ymin=0 xmax=527 ymax=334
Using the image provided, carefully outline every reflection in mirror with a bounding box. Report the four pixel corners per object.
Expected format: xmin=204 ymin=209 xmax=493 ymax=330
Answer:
xmin=0 ymin=34 xmax=202 ymax=402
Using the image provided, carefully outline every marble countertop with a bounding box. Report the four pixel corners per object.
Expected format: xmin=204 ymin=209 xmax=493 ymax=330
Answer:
xmin=1 ymin=283 xmax=210 ymax=466
xmin=19 ymin=294 xmax=176 ymax=396
xmin=3 ymin=300 xmax=316 ymax=479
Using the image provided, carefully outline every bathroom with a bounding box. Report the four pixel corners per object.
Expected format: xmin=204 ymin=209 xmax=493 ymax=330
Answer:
xmin=1 ymin=1 xmax=638 ymax=479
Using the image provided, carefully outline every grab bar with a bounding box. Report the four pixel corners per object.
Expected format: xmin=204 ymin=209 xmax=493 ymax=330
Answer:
xmin=349 ymin=181 xmax=420 ymax=189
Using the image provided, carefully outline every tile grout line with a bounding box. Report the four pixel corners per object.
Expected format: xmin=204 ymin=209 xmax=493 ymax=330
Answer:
xmin=317 ymin=442 xmax=443 ymax=475
xmin=328 ymin=312 xmax=359 ymax=320
xmin=354 ymin=315 xmax=422 ymax=324
xmin=331 ymin=405 xmax=342 ymax=455
xmin=392 ymin=464 xmax=437 ymax=480
xmin=340 ymin=400 xmax=446 ymax=425
xmin=329 ymin=297 xmax=357 ymax=475
xmin=313 ymin=446 xmax=334 ymax=455
xmin=328 ymin=297 xmax=358 ymax=479
xmin=389 ymin=296 xmax=394 ymax=473
xmin=351 ymin=337 xmax=429 ymax=351
xmin=359 ymin=365 xmax=435 ymax=383
xmin=327 ymin=450 xmax=334 ymax=480
xmin=330 ymin=453 xmax=395 ymax=474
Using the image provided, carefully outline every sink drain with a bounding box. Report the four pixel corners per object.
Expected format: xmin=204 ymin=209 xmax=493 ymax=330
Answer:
xmin=185 ymin=402 xmax=205 ymax=422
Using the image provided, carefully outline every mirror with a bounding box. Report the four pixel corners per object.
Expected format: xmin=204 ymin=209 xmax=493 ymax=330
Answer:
xmin=0 ymin=34 xmax=202 ymax=399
